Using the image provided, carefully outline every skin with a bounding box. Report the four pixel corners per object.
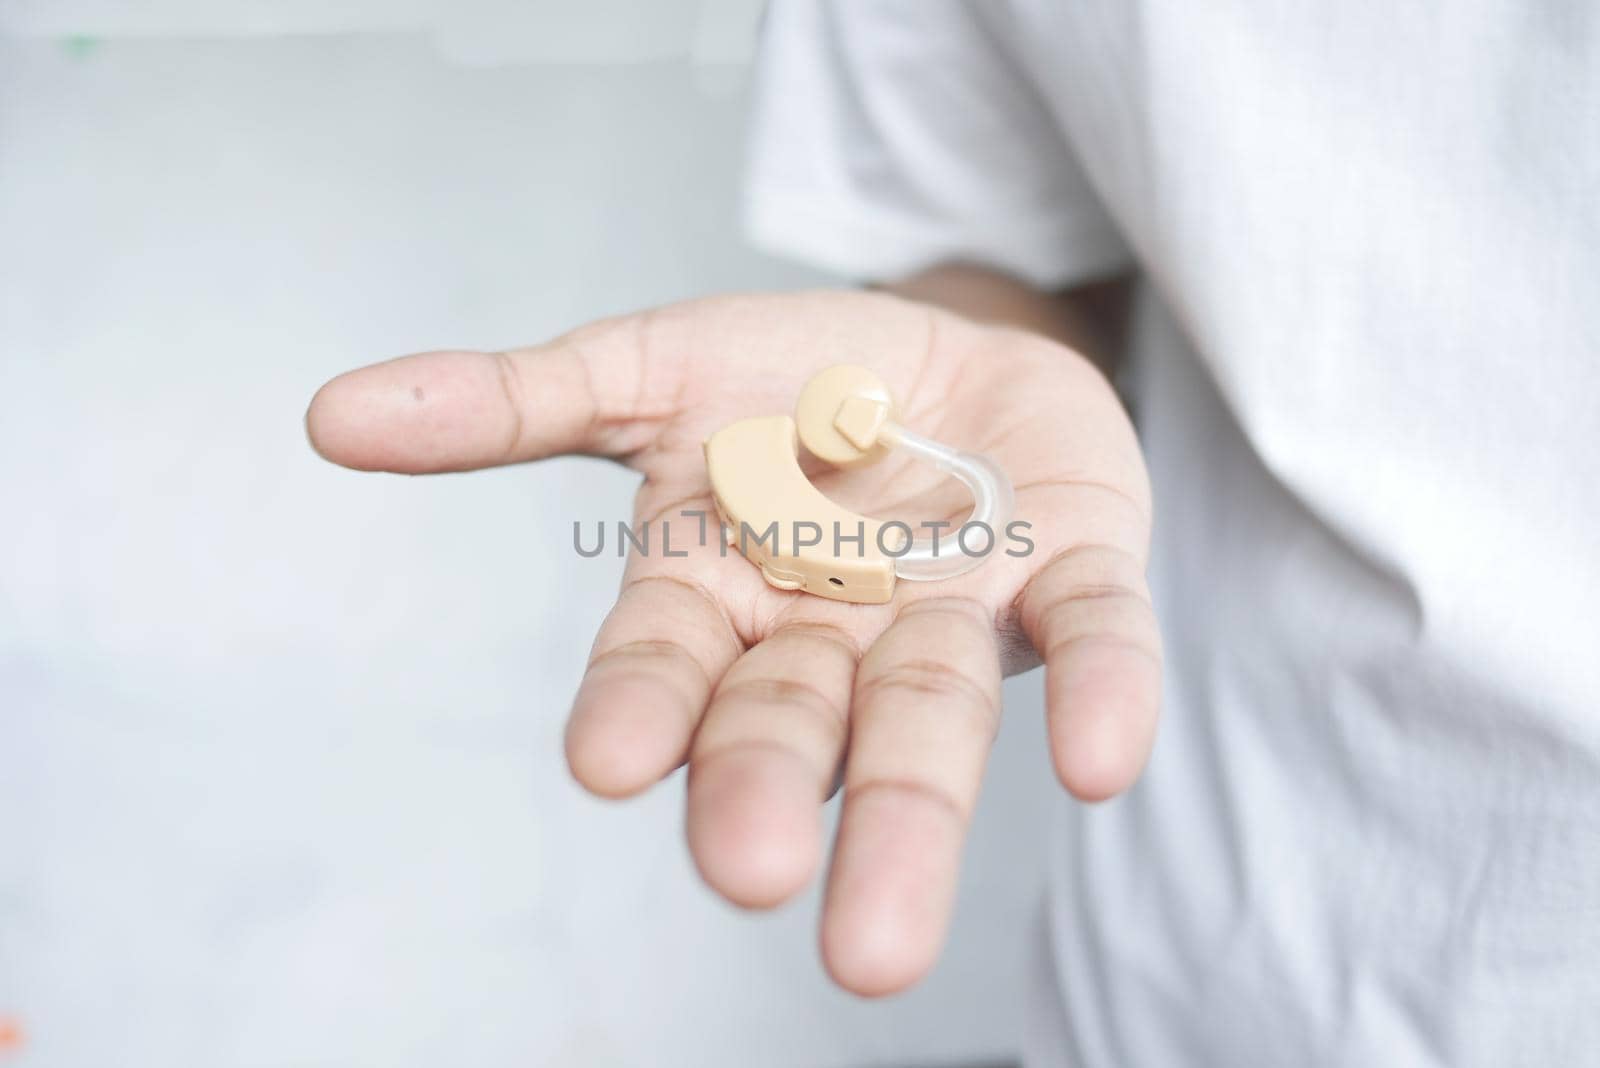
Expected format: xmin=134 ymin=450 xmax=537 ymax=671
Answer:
xmin=305 ymin=266 xmax=1160 ymax=997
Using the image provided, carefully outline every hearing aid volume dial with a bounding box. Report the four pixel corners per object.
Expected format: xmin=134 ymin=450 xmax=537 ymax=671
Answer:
xmin=793 ymin=365 xmax=896 ymax=468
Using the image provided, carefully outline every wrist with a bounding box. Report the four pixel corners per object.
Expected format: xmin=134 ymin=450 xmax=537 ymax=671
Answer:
xmin=882 ymin=261 xmax=1131 ymax=377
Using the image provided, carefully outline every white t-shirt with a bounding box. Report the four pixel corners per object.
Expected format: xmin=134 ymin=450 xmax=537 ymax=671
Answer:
xmin=744 ymin=3 xmax=1600 ymax=1065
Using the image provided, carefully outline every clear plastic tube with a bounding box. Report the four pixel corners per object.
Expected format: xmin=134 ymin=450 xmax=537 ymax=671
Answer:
xmin=881 ymin=424 xmax=1015 ymax=581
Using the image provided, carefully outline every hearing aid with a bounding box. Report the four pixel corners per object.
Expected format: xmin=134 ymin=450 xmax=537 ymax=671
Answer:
xmin=703 ymin=365 xmax=1014 ymax=605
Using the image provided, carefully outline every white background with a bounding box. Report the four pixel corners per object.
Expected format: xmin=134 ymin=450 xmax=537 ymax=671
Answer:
xmin=0 ymin=6 xmax=1058 ymax=1066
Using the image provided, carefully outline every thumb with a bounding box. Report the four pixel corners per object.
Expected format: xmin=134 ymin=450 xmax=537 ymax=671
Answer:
xmin=305 ymin=316 xmax=662 ymax=474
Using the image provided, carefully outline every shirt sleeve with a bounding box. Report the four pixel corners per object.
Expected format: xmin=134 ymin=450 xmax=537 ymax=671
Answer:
xmin=742 ymin=0 xmax=1133 ymax=289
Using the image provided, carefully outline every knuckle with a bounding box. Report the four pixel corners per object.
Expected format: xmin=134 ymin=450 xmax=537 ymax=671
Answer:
xmin=490 ymin=350 xmax=528 ymax=462
xmin=1036 ymin=590 xmax=1156 ymax=645
xmin=845 ymin=776 xmax=970 ymax=824
xmin=713 ymin=675 xmax=842 ymax=723
xmin=588 ymin=638 xmax=706 ymax=683
xmin=856 ymin=658 xmax=999 ymax=729
xmin=580 ymin=639 xmax=714 ymax=721
xmin=1019 ymin=542 xmax=1152 ymax=633
xmin=1039 ymin=604 xmax=1164 ymax=664
xmin=771 ymin=620 xmax=864 ymax=660
xmin=613 ymin=574 xmax=744 ymax=661
xmin=896 ymin=595 xmax=992 ymax=632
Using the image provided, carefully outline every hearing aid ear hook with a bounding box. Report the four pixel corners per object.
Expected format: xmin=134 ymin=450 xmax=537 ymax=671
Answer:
xmin=703 ymin=365 xmax=1015 ymax=605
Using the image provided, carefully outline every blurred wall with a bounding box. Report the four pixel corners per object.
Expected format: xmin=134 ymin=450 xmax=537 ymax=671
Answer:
xmin=0 ymin=10 xmax=1057 ymax=1067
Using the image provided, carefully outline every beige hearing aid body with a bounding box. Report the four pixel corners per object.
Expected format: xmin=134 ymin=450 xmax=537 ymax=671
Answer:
xmin=703 ymin=365 xmax=1013 ymax=605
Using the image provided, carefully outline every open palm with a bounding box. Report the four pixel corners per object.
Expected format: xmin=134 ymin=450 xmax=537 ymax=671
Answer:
xmin=307 ymin=290 xmax=1161 ymax=995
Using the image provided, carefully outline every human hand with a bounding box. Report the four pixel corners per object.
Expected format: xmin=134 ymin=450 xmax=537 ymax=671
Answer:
xmin=306 ymin=290 xmax=1160 ymax=995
